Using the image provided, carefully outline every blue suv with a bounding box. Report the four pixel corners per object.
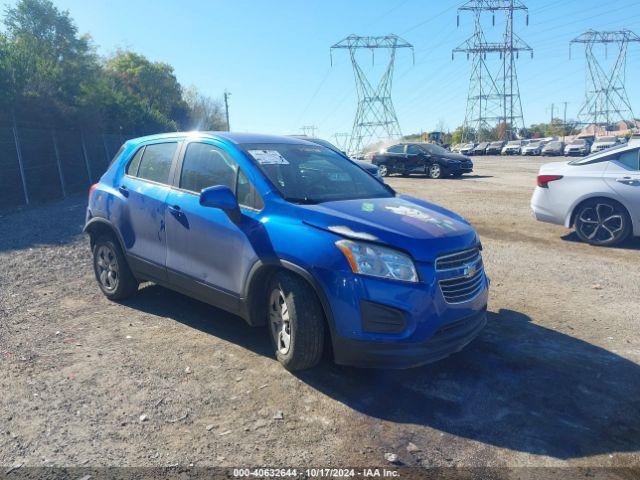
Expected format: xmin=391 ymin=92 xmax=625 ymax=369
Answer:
xmin=85 ymin=132 xmax=488 ymax=370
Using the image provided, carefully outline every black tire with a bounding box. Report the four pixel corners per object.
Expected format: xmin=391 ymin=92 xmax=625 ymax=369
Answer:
xmin=428 ymin=163 xmax=443 ymax=179
xmin=267 ymin=271 xmax=325 ymax=371
xmin=574 ymin=199 xmax=632 ymax=247
xmin=92 ymin=236 xmax=139 ymax=300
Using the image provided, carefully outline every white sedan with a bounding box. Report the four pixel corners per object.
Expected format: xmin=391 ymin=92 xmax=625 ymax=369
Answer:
xmin=531 ymin=139 xmax=640 ymax=246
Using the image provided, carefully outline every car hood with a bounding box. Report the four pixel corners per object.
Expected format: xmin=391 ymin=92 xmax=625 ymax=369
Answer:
xmin=299 ymin=196 xmax=478 ymax=263
xmin=440 ymin=152 xmax=471 ymax=162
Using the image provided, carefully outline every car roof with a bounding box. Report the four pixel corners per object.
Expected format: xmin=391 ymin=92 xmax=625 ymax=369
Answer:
xmin=125 ymin=131 xmax=314 ymax=147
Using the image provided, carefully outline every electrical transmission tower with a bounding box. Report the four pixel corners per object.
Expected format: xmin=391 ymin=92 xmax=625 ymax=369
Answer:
xmin=331 ymin=35 xmax=413 ymax=156
xmin=453 ymin=0 xmax=532 ymax=141
xmin=570 ymin=29 xmax=640 ymax=132
xmin=333 ymin=132 xmax=350 ymax=151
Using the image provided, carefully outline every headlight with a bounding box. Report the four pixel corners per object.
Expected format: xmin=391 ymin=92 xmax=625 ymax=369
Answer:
xmin=335 ymin=239 xmax=418 ymax=282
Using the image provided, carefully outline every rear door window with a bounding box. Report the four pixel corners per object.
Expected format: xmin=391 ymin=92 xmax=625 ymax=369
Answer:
xmin=387 ymin=145 xmax=404 ymax=154
xmin=136 ymin=143 xmax=178 ymax=184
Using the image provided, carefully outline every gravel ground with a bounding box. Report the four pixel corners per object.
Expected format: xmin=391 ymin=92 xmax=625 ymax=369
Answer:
xmin=1 ymin=155 xmax=639 ymax=472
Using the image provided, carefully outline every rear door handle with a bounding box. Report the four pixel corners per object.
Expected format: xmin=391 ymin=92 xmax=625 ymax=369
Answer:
xmin=118 ymin=185 xmax=129 ymax=197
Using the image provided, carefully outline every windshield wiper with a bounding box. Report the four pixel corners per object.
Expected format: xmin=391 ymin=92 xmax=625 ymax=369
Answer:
xmin=285 ymin=197 xmax=318 ymax=205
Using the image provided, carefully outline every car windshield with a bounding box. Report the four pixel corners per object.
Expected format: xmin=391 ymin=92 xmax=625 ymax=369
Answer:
xmin=596 ymin=136 xmax=616 ymax=142
xmin=570 ymin=139 xmax=586 ymax=145
xmin=243 ymin=143 xmax=393 ymax=204
xmin=528 ymin=142 xmax=542 ymax=147
xmin=490 ymin=142 xmax=502 ymax=146
xmin=507 ymin=140 xmax=521 ymax=145
xmin=547 ymin=142 xmax=561 ymax=148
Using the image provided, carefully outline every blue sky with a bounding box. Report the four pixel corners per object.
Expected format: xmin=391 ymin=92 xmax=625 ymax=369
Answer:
xmin=3 ymin=0 xmax=640 ymax=141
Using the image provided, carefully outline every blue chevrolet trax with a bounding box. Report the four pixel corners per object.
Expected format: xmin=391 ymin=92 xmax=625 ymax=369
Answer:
xmin=85 ymin=132 xmax=488 ymax=370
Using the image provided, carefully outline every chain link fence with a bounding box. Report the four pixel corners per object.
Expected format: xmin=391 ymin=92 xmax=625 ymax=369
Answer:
xmin=0 ymin=125 xmax=135 ymax=209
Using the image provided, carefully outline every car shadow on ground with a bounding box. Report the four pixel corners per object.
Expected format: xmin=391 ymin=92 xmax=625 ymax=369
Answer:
xmin=561 ymin=231 xmax=640 ymax=250
xmin=390 ymin=174 xmax=494 ymax=180
xmin=123 ymin=288 xmax=640 ymax=460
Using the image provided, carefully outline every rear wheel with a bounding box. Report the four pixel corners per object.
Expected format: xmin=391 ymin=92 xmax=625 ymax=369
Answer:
xmin=267 ymin=271 xmax=325 ymax=371
xmin=574 ymin=199 xmax=631 ymax=246
xmin=378 ymin=164 xmax=389 ymax=177
xmin=428 ymin=163 xmax=443 ymax=179
xmin=92 ymin=236 xmax=139 ymax=300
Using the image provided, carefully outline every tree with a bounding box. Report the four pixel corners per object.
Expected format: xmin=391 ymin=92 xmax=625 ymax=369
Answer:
xmin=106 ymin=50 xmax=190 ymax=130
xmin=183 ymin=86 xmax=227 ymax=131
xmin=2 ymin=0 xmax=97 ymax=123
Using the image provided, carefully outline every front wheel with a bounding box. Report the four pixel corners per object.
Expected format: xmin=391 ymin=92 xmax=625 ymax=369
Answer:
xmin=428 ymin=163 xmax=443 ymax=179
xmin=267 ymin=271 xmax=325 ymax=371
xmin=574 ymin=199 xmax=631 ymax=246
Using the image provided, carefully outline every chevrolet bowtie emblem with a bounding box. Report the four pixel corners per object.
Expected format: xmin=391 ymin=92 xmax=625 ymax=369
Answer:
xmin=463 ymin=264 xmax=477 ymax=279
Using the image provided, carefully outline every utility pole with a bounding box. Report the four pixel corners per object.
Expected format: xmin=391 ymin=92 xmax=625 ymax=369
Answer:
xmin=301 ymin=125 xmax=318 ymax=137
xmin=223 ymin=90 xmax=231 ymax=131
xmin=549 ymin=103 xmax=554 ymax=125
xmin=453 ymin=0 xmax=532 ymax=141
xmin=571 ymin=30 xmax=640 ymax=134
xmin=561 ymin=101 xmax=568 ymax=140
xmin=331 ymin=34 xmax=413 ymax=156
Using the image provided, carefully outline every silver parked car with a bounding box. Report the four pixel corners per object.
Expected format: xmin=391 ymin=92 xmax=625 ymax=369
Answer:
xmin=521 ymin=141 xmax=544 ymax=156
xmin=564 ymin=138 xmax=592 ymax=156
xmin=531 ymin=139 xmax=640 ymax=246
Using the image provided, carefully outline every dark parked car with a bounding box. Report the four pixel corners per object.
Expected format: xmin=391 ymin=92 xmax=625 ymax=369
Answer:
xmin=472 ymin=142 xmax=490 ymax=155
xmin=485 ymin=141 xmax=505 ymax=155
xmin=541 ymin=141 xmax=565 ymax=156
xmin=372 ymin=143 xmax=473 ymax=179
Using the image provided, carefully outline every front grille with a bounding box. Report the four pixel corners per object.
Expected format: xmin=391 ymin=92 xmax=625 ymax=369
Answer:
xmin=438 ymin=267 xmax=485 ymax=303
xmin=435 ymin=247 xmax=481 ymax=270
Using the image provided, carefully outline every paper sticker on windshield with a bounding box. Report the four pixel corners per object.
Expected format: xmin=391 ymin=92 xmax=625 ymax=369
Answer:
xmin=249 ymin=150 xmax=289 ymax=165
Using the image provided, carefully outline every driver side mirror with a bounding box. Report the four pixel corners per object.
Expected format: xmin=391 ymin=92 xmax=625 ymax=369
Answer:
xmin=199 ymin=185 xmax=241 ymax=221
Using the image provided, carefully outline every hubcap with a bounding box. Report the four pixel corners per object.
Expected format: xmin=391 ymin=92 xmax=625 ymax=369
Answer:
xmin=96 ymin=245 xmax=119 ymax=291
xmin=578 ymin=203 xmax=624 ymax=243
xmin=269 ymin=289 xmax=291 ymax=355
xmin=378 ymin=165 xmax=388 ymax=177
xmin=430 ymin=164 xmax=441 ymax=177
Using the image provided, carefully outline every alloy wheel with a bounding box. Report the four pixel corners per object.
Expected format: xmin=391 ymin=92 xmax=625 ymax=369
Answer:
xmin=378 ymin=164 xmax=388 ymax=177
xmin=577 ymin=203 xmax=625 ymax=244
xmin=269 ymin=288 xmax=291 ymax=355
xmin=95 ymin=245 xmax=119 ymax=291
xmin=429 ymin=164 xmax=442 ymax=178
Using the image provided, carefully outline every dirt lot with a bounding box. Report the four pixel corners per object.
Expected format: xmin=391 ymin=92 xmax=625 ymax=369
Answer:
xmin=1 ymin=155 xmax=639 ymax=471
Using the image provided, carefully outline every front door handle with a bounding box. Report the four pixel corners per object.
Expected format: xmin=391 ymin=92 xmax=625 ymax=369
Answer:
xmin=168 ymin=205 xmax=182 ymax=214
xmin=118 ymin=185 xmax=129 ymax=197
